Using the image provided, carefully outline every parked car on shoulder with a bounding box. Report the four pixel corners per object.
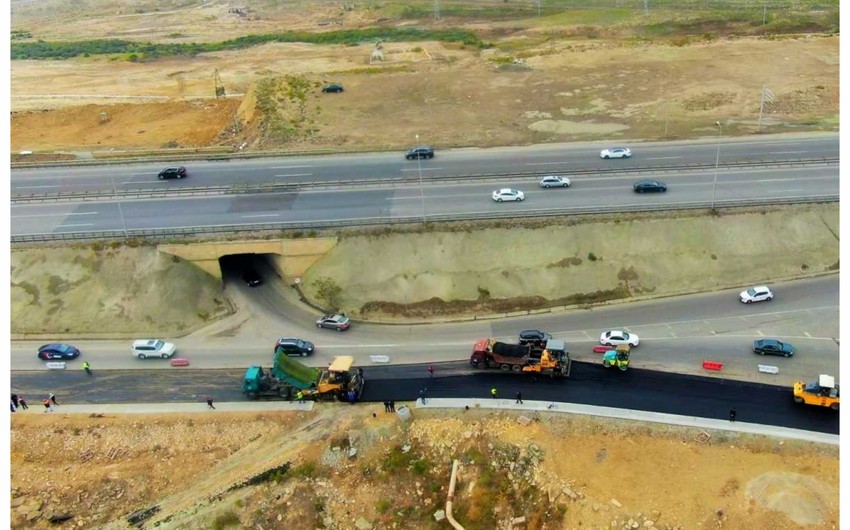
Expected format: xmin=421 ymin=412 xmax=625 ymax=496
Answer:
xmin=37 ymin=343 xmax=80 ymax=361
xmin=600 ymin=147 xmax=632 ymax=159
xmin=405 ymin=146 xmax=434 ymax=160
xmin=317 ymin=313 xmax=351 ymax=331
xmin=539 ymin=175 xmax=571 ymax=188
xmin=740 ymin=285 xmax=773 ymax=304
xmin=274 ymin=338 xmax=315 ymax=357
xmin=492 ymin=188 xmax=525 ymax=202
xmin=753 ymin=339 xmax=795 ymax=357
xmin=633 ymin=180 xmax=667 ymax=193
xmin=321 ymin=83 xmax=344 ymax=93
xmin=600 ymin=330 xmax=639 ymax=347
xmin=131 ymin=339 xmax=176 ymax=359
xmin=157 ymin=166 xmax=187 ymax=179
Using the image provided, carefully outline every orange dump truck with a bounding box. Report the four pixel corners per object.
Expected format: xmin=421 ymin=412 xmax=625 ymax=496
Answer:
xmin=470 ymin=338 xmax=571 ymax=377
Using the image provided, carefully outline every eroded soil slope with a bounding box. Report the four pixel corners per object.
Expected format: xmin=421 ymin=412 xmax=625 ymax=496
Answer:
xmin=10 ymin=244 xmax=232 ymax=336
xmin=301 ymin=204 xmax=839 ymax=320
xmin=9 ymin=407 xmax=839 ymax=530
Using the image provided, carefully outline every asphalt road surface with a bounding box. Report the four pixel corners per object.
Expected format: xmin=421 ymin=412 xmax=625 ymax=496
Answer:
xmin=11 ymin=133 xmax=838 ymax=194
xmin=10 ymin=163 xmax=838 ymax=236
xmin=9 ymin=362 xmax=838 ymax=435
xmin=13 ymin=276 xmax=837 ymax=387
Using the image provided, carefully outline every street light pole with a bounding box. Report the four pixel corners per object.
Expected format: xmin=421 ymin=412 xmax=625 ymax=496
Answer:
xmin=711 ymin=121 xmax=722 ymax=212
xmin=111 ymin=174 xmax=129 ymax=238
xmin=416 ymin=133 xmax=425 ymax=223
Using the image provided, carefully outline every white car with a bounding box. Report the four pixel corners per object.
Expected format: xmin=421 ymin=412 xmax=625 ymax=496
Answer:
xmin=739 ymin=286 xmax=773 ymax=304
xmin=492 ymin=188 xmax=525 ymax=202
xmin=539 ymin=175 xmax=571 ymax=188
xmin=600 ymin=330 xmax=640 ymax=347
xmin=131 ymin=339 xmax=176 ymax=359
xmin=600 ymin=147 xmax=632 ymax=159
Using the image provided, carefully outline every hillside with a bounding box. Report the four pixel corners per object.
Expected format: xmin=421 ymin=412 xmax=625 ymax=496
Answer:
xmin=9 ymin=406 xmax=839 ymax=529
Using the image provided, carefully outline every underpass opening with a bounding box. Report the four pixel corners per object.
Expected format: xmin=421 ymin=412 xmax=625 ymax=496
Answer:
xmin=219 ymin=254 xmax=281 ymax=288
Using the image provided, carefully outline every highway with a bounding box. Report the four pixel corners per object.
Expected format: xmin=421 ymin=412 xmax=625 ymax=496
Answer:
xmin=10 ymin=163 xmax=839 ymax=236
xmin=10 ymin=133 xmax=838 ymax=194
xmin=12 ymin=275 xmax=839 ymax=388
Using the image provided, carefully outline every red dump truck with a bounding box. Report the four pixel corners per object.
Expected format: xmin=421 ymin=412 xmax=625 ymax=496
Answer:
xmin=470 ymin=338 xmax=571 ymax=377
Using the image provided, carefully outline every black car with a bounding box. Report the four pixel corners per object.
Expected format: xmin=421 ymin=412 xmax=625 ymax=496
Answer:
xmin=633 ymin=180 xmax=667 ymax=193
xmin=274 ymin=338 xmax=315 ymax=357
xmin=321 ymin=83 xmax=344 ymax=93
xmin=405 ymin=146 xmax=434 ymax=160
xmin=753 ymin=339 xmax=795 ymax=357
xmin=158 ymin=166 xmax=187 ymax=179
xmin=519 ymin=330 xmax=552 ymax=350
xmin=37 ymin=343 xmax=80 ymax=361
xmin=242 ymin=268 xmax=262 ymax=287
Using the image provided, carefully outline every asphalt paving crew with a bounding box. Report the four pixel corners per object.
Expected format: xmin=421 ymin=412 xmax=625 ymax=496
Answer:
xmin=83 ymin=361 xmax=92 ymax=375
xmin=18 ymin=396 xmax=28 ymax=410
xmin=515 ymin=392 xmax=523 ymax=404
xmin=296 ymin=391 xmax=305 ymax=403
xmin=42 ymin=398 xmax=52 ymax=412
xmin=49 ymin=392 xmax=58 ymax=406
xmin=491 ymin=388 xmax=498 ymax=399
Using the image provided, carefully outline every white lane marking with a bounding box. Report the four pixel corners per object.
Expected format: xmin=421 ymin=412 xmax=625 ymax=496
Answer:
xmin=269 ymin=165 xmax=312 ymax=169
xmin=12 ymin=211 xmax=98 ymax=218
xmin=400 ymin=167 xmax=442 ymax=172
xmin=804 ymin=332 xmax=812 ymax=338
xmin=644 ymin=156 xmax=683 ymax=160
xmin=122 ymin=180 xmax=168 ymax=185
xmin=241 ymin=214 xmax=280 ymax=218
xmin=14 ymin=185 xmax=60 ymax=189
xmin=56 ymin=223 xmax=95 ymax=228
xmin=525 ymin=161 xmax=563 ymax=166
xmin=769 ymin=150 xmax=809 ymax=154
xmin=275 ymin=173 xmax=312 ymax=177
xmin=768 ymin=189 xmax=804 ymax=193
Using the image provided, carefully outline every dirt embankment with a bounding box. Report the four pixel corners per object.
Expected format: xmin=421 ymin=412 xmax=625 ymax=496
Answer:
xmin=10 ymin=244 xmax=231 ymax=336
xmin=301 ymin=204 xmax=839 ymax=320
xmin=9 ymin=408 xmax=839 ymax=530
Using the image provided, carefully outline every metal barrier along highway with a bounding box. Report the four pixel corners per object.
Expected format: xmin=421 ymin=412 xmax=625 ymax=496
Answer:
xmin=10 ymin=194 xmax=839 ymax=244
xmin=9 ymin=157 xmax=840 ymax=204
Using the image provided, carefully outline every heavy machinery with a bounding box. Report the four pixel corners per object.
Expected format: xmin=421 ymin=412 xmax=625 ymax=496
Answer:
xmin=793 ymin=374 xmax=839 ymax=411
xmin=602 ymin=344 xmax=631 ymax=371
xmin=470 ymin=338 xmax=571 ymax=377
xmin=521 ymin=339 xmax=571 ymax=378
xmin=242 ymin=352 xmax=364 ymax=401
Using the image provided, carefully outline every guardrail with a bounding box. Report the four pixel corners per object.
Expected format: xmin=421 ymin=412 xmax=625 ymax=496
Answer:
xmin=10 ymin=195 xmax=839 ymax=244
xmin=10 ymin=157 xmax=839 ymax=204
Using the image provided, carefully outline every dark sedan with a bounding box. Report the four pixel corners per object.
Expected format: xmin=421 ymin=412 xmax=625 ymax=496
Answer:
xmin=37 ymin=343 xmax=80 ymax=360
xmin=753 ymin=339 xmax=795 ymax=357
xmin=321 ymin=83 xmax=344 ymax=93
xmin=633 ymin=180 xmax=667 ymax=193
xmin=242 ymin=268 xmax=262 ymax=287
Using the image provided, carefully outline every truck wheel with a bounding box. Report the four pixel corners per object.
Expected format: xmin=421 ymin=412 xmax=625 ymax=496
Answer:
xmin=278 ymin=387 xmax=290 ymax=399
xmin=500 ymin=364 xmax=511 ymax=371
xmin=603 ymin=359 xmax=611 ymax=368
xmin=831 ymin=403 xmax=839 ymax=411
xmin=512 ymin=365 xmax=522 ymax=372
xmin=793 ymin=396 xmax=804 ymax=404
xmin=246 ymin=392 xmax=257 ymax=400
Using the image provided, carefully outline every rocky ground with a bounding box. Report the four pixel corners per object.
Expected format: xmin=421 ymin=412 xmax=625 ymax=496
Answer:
xmin=9 ymin=406 xmax=839 ymax=530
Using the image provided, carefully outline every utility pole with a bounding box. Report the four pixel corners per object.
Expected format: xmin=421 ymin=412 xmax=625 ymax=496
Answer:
xmin=644 ymin=0 xmax=649 ymax=16
xmin=434 ymin=0 xmax=440 ymax=19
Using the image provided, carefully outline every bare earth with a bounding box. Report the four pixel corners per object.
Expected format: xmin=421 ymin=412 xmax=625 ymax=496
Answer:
xmin=9 ymin=407 xmax=839 ymax=530
xmin=9 ymin=19 xmax=838 ymax=152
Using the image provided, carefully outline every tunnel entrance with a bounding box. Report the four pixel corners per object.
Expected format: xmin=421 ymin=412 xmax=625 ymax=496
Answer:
xmin=219 ymin=254 xmax=279 ymax=288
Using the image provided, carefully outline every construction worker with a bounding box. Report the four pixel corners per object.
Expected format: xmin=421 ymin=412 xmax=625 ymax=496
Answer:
xmin=296 ymin=391 xmax=304 ymax=403
xmin=490 ymin=387 xmax=498 ymax=399
xmin=82 ymin=361 xmax=91 ymax=375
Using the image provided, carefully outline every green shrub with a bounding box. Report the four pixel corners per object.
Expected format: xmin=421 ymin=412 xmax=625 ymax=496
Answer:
xmin=212 ymin=511 xmax=240 ymax=530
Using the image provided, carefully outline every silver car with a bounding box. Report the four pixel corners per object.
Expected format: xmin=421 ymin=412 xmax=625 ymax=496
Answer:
xmin=539 ymin=175 xmax=571 ymax=188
